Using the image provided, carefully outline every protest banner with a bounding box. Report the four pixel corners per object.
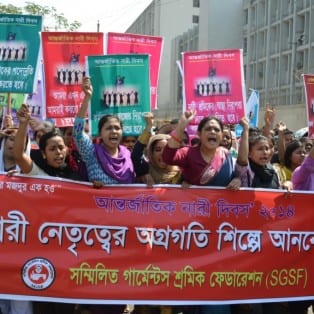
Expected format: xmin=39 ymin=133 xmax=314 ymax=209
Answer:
xmin=0 ymin=174 xmax=313 ymax=304
xmin=106 ymin=32 xmax=163 ymax=110
xmin=182 ymin=49 xmax=246 ymax=134
xmin=235 ymin=89 xmax=260 ymax=138
xmin=24 ymin=79 xmax=44 ymax=121
xmin=0 ymin=14 xmax=42 ymax=94
xmin=41 ymin=32 xmax=104 ymax=127
xmin=86 ymin=54 xmax=150 ymax=136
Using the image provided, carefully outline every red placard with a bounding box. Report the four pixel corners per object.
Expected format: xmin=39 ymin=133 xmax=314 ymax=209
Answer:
xmin=106 ymin=32 xmax=163 ymax=110
xmin=41 ymin=32 xmax=104 ymax=126
xmin=182 ymin=49 xmax=246 ymax=133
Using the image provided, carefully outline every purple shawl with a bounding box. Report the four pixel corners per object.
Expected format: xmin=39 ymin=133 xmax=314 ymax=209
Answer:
xmin=94 ymin=143 xmax=135 ymax=184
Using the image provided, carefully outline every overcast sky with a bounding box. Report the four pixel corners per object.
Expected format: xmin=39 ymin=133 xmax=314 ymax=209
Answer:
xmin=1 ymin=0 xmax=152 ymax=32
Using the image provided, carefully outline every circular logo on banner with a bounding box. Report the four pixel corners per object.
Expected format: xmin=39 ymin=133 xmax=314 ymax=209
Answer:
xmin=22 ymin=258 xmax=55 ymax=290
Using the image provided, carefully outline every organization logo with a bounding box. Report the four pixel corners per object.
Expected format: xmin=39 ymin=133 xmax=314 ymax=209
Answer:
xmin=22 ymin=258 xmax=55 ymax=290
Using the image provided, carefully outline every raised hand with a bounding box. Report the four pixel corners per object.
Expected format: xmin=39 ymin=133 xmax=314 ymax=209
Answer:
xmin=143 ymin=112 xmax=154 ymax=129
xmin=276 ymin=121 xmax=287 ymax=132
xmin=264 ymin=104 xmax=276 ymax=126
xmin=16 ymin=104 xmax=31 ymax=124
xmin=82 ymin=76 xmax=93 ymax=97
xmin=179 ymin=110 xmax=196 ymax=128
xmin=239 ymin=116 xmax=249 ymax=131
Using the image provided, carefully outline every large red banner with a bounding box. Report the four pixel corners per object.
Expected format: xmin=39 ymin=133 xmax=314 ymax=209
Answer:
xmin=1 ymin=174 xmax=314 ymax=304
xmin=106 ymin=32 xmax=163 ymax=110
xmin=41 ymin=32 xmax=104 ymax=127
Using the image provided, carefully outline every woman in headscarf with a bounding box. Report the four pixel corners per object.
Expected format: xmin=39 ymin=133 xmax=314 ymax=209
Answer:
xmin=131 ymin=112 xmax=181 ymax=186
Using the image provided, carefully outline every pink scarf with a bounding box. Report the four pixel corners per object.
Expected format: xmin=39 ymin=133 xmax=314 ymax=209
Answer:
xmin=200 ymin=147 xmax=227 ymax=185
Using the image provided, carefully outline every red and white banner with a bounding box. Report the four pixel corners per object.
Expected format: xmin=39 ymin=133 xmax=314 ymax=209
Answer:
xmin=41 ymin=32 xmax=104 ymax=127
xmin=303 ymin=74 xmax=314 ymax=138
xmin=182 ymin=49 xmax=246 ymax=134
xmin=1 ymin=174 xmax=314 ymax=304
xmin=106 ymin=32 xmax=163 ymax=110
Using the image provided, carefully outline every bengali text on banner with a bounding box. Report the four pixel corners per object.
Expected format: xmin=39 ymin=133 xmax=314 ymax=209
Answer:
xmin=0 ymin=174 xmax=313 ymax=304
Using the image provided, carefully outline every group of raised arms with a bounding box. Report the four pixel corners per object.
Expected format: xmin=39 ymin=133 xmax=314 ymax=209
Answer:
xmin=0 ymin=76 xmax=313 ymax=314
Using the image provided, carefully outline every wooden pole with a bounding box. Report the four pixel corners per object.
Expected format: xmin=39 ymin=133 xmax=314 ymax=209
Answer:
xmin=7 ymin=92 xmax=11 ymax=115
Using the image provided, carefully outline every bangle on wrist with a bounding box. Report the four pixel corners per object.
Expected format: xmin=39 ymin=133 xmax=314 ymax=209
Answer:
xmin=170 ymin=131 xmax=181 ymax=144
xmin=138 ymin=129 xmax=151 ymax=144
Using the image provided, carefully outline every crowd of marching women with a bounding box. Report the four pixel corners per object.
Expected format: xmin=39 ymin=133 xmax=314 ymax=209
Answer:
xmin=0 ymin=77 xmax=313 ymax=314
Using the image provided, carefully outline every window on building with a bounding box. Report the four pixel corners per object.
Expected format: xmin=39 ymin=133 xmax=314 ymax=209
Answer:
xmin=270 ymin=0 xmax=279 ymax=22
xmin=257 ymin=62 xmax=265 ymax=88
xmin=296 ymin=14 xmax=305 ymax=39
xmin=269 ymin=58 xmax=278 ymax=87
xmin=295 ymin=51 xmax=304 ymax=70
xmin=282 ymin=19 xmax=293 ymax=50
xmin=192 ymin=15 xmax=199 ymax=24
xmin=193 ymin=0 xmax=200 ymax=8
xmin=280 ymin=55 xmax=289 ymax=85
xmin=257 ymin=31 xmax=267 ymax=58
xmin=251 ymin=6 xmax=256 ymax=25
xmin=243 ymin=9 xmax=248 ymax=25
xmin=243 ymin=38 xmax=248 ymax=55
xmin=251 ymin=64 xmax=256 ymax=86
xmin=250 ymin=35 xmax=256 ymax=60
xmin=270 ymin=26 xmax=279 ymax=54
xmin=243 ymin=65 xmax=247 ymax=81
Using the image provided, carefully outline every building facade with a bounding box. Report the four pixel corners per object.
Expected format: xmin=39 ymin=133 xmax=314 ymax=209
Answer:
xmin=127 ymin=0 xmax=314 ymax=129
xmin=244 ymin=0 xmax=314 ymax=107
xmin=170 ymin=0 xmax=243 ymax=117
xmin=127 ymin=0 xmax=199 ymax=119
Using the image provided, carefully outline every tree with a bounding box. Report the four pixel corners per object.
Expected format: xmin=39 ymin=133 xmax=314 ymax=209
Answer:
xmin=0 ymin=1 xmax=81 ymax=31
